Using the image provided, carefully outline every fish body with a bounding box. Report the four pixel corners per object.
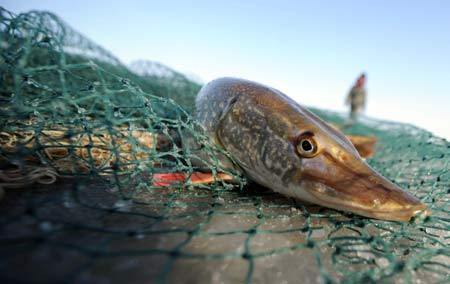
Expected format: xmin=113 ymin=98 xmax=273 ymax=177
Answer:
xmin=195 ymin=78 xmax=428 ymax=222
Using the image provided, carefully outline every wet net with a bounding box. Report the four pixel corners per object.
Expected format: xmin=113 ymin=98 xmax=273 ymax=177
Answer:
xmin=0 ymin=8 xmax=449 ymax=284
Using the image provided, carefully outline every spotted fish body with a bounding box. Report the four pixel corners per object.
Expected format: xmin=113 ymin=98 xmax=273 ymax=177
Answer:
xmin=195 ymin=78 xmax=428 ymax=221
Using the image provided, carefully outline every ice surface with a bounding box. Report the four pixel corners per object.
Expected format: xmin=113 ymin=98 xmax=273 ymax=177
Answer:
xmin=1 ymin=179 xmax=446 ymax=283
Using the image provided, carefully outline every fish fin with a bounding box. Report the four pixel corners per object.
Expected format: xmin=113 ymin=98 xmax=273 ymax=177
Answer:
xmin=346 ymin=135 xmax=377 ymax=158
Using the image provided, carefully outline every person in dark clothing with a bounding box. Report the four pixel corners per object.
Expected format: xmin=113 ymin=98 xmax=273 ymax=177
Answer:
xmin=346 ymin=73 xmax=367 ymax=120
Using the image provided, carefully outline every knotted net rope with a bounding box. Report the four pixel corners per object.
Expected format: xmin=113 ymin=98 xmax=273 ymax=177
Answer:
xmin=0 ymin=8 xmax=448 ymax=283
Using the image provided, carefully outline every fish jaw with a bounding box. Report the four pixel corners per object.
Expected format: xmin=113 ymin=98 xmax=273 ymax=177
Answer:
xmin=297 ymin=154 xmax=429 ymax=222
xmin=298 ymin=180 xmax=428 ymax=221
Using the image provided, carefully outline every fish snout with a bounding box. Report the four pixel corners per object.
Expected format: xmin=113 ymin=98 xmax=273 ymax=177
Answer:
xmin=300 ymin=156 xmax=429 ymax=221
xmin=342 ymin=174 xmax=429 ymax=221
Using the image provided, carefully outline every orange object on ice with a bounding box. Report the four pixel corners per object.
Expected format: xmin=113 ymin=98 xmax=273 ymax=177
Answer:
xmin=153 ymin=172 xmax=233 ymax=186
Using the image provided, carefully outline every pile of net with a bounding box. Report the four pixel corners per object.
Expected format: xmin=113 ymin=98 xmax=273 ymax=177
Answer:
xmin=0 ymin=7 xmax=448 ymax=283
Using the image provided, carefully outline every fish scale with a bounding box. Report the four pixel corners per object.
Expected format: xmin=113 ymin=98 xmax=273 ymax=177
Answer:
xmin=195 ymin=77 xmax=429 ymax=221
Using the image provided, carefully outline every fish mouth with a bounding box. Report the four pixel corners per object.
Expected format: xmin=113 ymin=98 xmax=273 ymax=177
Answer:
xmin=300 ymin=178 xmax=429 ymax=222
xmin=298 ymin=148 xmax=430 ymax=222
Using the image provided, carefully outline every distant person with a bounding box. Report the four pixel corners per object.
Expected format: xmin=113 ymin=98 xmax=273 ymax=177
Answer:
xmin=346 ymin=73 xmax=367 ymax=120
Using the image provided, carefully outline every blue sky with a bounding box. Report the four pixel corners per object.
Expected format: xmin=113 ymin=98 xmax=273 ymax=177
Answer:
xmin=3 ymin=0 xmax=449 ymax=139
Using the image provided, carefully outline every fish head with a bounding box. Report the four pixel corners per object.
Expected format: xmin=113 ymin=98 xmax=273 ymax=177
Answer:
xmin=292 ymin=114 xmax=428 ymax=221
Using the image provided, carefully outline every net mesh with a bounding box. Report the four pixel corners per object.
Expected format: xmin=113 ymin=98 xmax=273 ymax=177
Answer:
xmin=0 ymin=8 xmax=449 ymax=283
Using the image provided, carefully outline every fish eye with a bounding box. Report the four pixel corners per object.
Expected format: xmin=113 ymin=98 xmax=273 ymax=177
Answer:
xmin=296 ymin=133 xmax=318 ymax=158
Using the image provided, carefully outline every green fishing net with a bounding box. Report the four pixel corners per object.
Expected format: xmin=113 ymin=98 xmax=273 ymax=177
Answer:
xmin=0 ymin=8 xmax=448 ymax=283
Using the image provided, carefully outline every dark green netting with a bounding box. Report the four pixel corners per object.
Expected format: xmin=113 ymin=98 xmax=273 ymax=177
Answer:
xmin=0 ymin=8 xmax=449 ymax=283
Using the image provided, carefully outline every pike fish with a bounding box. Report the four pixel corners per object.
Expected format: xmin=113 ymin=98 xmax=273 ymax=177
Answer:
xmin=194 ymin=77 xmax=428 ymax=222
